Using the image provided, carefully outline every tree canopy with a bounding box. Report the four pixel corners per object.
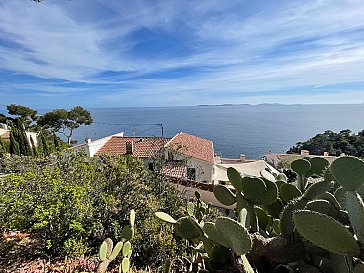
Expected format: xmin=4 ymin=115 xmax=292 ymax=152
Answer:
xmin=37 ymin=106 xmax=93 ymax=144
xmin=288 ymin=129 xmax=364 ymax=157
xmin=5 ymin=104 xmax=38 ymax=129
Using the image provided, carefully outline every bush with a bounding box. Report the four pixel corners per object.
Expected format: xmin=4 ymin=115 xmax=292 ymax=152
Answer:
xmin=0 ymin=153 xmax=184 ymax=268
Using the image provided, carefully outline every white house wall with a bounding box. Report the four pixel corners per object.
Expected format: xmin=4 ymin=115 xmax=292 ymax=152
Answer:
xmin=187 ymin=157 xmax=213 ymax=183
xmin=164 ymin=149 xmax=213 ymax=182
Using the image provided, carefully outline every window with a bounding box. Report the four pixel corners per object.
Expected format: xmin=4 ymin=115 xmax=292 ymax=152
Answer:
xmin=126 ymin=142 xmax=133 ymax=154
xmin=187 ymin=167 xmax=196 ymax=180
xmin=148 ymin=163 xmax=154 ymax=171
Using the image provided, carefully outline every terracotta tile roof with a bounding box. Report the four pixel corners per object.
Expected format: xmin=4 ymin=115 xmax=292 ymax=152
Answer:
xmin=165 ymin=132 xmax=214 ymax=164
xmin=0 ymin=131 xmax=10 ymax=139
xmin=95 ymin=136 xmax=170 ymax=157
xmin=162 ymin=162 xmax=187 ymax=178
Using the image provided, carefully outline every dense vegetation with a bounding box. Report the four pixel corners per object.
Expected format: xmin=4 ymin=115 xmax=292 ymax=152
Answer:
xmin=2 ymin=150 xmax=364 ymax=272
xmin=288 ymin=129 xmax=364 ymax=157
xmin=0 ymin=153 xmax=184 ymax=269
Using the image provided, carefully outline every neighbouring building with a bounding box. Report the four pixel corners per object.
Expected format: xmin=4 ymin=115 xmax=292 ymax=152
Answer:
xmin=71 ymin=131 xmax=280 ymax=185
xmin=163 ymin=132 xmax=215 ymax=182
xmin=72 ymin=131 xmax=215 ymax=183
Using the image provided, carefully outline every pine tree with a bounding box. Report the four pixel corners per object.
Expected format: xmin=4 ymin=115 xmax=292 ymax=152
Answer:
xmin=40 ymin=131 xmax=49 ymax=157
xmin=9 ymin=128 xmax=20 ymax=155
xmin=0 ymin=137 xmax=6 ymax=156
xmin=17 ymin=125 xmax=32 ymax=156
xmin=53 ymin=132 xmax=60 ymax=149
xmin=30 ymin=135 xmax=37 ymax=156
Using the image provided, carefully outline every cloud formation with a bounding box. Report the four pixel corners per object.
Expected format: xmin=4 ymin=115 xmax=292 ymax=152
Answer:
xmin=0 ymin=0 xmax=364 ymax=107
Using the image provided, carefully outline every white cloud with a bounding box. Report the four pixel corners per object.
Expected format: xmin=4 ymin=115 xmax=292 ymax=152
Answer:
xmin=1 ymin=0 xmax=364 ymax=106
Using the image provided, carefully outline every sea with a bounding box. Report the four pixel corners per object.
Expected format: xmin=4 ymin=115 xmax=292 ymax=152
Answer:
xmin=70 ymin=104 xmax=364 ymax=160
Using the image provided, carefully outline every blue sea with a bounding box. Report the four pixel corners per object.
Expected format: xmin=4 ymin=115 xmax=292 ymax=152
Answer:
xmin=71 ymin=104 xmax=364 ymax=160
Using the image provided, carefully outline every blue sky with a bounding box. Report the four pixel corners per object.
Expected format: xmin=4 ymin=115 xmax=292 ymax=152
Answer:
xmin=1 ymin=0 xmax=364 ymax=108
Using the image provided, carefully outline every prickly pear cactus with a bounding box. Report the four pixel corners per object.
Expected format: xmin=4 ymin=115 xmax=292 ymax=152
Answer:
xmin=157 ymin=156 xmax=364 ymax=273
xmin=97 ymin=210 xmax=135 ymax=273
xmin=293 ymin=209 xmax=360 ymax=256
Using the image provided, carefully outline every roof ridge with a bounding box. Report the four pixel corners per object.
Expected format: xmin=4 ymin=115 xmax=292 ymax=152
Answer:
xmin=164 ymin=132 xmax=183 ymax=147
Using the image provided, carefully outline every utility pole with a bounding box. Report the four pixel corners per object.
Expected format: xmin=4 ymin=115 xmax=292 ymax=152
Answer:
xmin=157 ymin=123 xmax=164 ymax=137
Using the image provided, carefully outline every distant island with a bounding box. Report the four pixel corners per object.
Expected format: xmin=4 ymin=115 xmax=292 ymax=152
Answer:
xmin=197 ymin=103 xmax=250 ymax=107
xmin=196 ymin=103 xmax=286 ymax=107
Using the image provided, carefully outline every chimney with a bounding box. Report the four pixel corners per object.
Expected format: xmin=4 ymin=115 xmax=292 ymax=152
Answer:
xmin=86 ymin=138 xmax=92 ymax=144
xmin=126 ymin=141 xmax=133 ymax=155
xmin=240 ymin=154 xmax=246 ymax=162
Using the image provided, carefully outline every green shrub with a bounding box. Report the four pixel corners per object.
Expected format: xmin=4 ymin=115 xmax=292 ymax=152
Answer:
xmin=0 ymin=153 xmax=184 ymax=268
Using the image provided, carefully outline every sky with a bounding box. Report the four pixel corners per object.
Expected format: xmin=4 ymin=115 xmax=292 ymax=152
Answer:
xmin=1 ymin=0 xmax=364 ymax=109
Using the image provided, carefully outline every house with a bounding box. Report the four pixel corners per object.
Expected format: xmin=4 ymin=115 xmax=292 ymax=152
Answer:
xmin=73 ymin=131 xmax=280 ymax=185
xmin=163 ymin=132 xmax=214 ymax=182
xmin=73 ymin=131 xmax=215 ymax=183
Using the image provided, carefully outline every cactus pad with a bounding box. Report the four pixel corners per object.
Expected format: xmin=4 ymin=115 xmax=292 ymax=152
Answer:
xmin=330 ymin=156 xmax=364 ymax=191
xmin=175 ymin=216 xmax=203 ymax=240
xmin=186 ymin=202 xmax=195 ymax=216
xmin=266 ymin=199 xmax=283 ymax=219
xmin=346 ymin=191 xmax=364 ymax=244
xmin=280 ymin=198 xmax=307 ymax=238
xmin=236 ymin=193 xmax=257 ymax=230
xmin=122 ymin=241 xmax=132 ymax=257
xmin=318 ymin=192 xmax=341 ymax=210
xmin=260 ymin=169 xmax=276 ymax=183
xmin=280 ymin=183 xmax=302 ymax=203
xmin=121 ymin=225 xmax=134 ymax=242
xmin=204 ymin=218 xmax=252 ymax=256
xmin=293 ymin=210 xmax=360 ymax=256
xmin=291 ymin=159 xmax=311 ymax=175
xmin=129 ymin=209 xmax=136 ymax=227
xmin=203 ymin=222 xmax=224 ymax=246
xmin=109 ymin=241 xmax=123 ymax=261
xmin=215 ymin=217 xmax=252 ymax=255
xmin=97 ymin=260 xmax=110 ymax=273
xmin=155 ymin=212 xmax=177 ymax=224
xmin=303 ymin=180 xmax=332 ymax=200
xmin=254 ymin=207 xmax=269 ymax=230
xmin=309 ymin=157 xmax=329 ymax=176
xmin=241 ymin=177 xmax=266 ymax=203
xmin=305 ymin=200 xmax=338 ymax=219
xmin=121 ymin=257 xmax=130 ymax=273
xmin=227 ymin=167 xmax=244 ymax=192
xmin=277 ymin=173 xmax=288 ymax=182
xmin=99 ymin=240 xmax=109 ymax=261
xmin=213 ymin=184 xmax=236 ymax=206
xmin=259 ymin=180 xmax=278 ymax=206
xmin=334 ymin=187 xmax=346 ymax=208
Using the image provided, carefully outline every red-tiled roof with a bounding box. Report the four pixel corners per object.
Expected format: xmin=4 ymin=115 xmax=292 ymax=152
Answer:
xmin=95 ymin=136 xmax=170 ymax=157
xmin=162 ymin=162 xmax=187 ymax=178
xmin=165 ymin=132 xmax=214 ymax=164
xmin=0 ymin=131 xmax=10 ymax=139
